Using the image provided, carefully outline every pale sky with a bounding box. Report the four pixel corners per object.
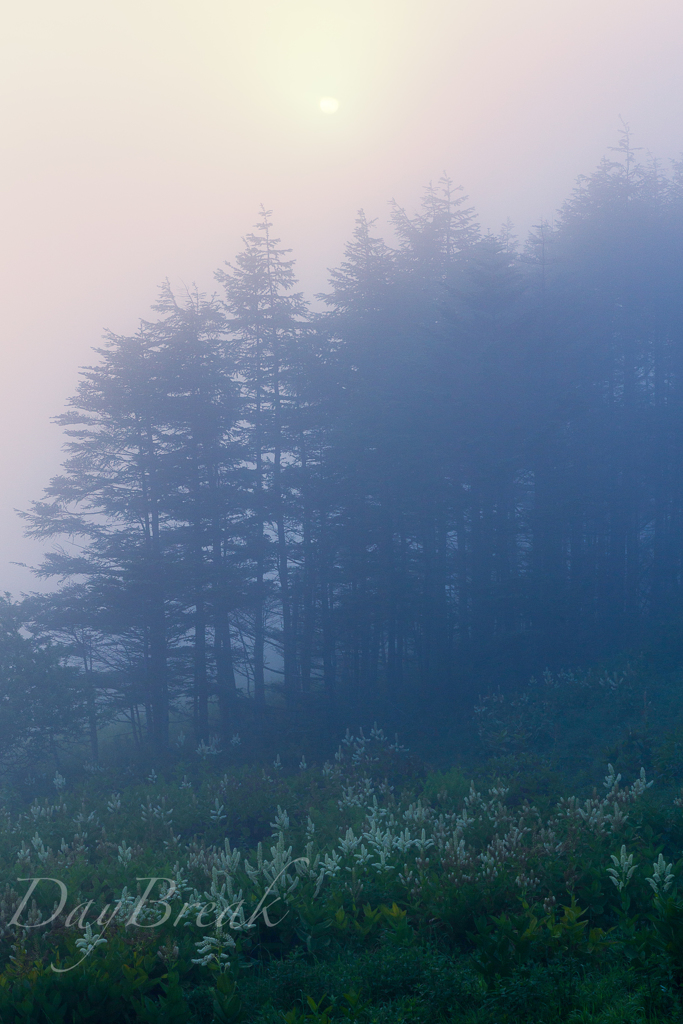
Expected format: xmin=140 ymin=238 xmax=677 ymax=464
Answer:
xmin=2 ymin=0 xmax=682 ymax=594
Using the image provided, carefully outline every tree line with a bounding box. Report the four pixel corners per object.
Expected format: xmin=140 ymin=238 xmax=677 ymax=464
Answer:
xmin=7 ymin=128 xmax=683 ymax=764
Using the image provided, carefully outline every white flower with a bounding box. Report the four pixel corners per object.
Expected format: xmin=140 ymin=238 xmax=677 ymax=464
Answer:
xmin=141 ymin=797 xmax=174 ymax=825
xmin=117 ymin=840 xmax=132 ymax=866
xmin=75 ymin=923 xmax=107 ymax=956
xmin=16 ymin=841 xmax=31 ymax=865
xmin=322 ymin=851 xmax=342 ymax=877
xmin=353 ymin=844 xmax=372 ymax=867
xmin=414 ymin=828 xmax=435 ymax=854
xmin=191 ymin=931 xmax=236 ymax=968
xmin=270 ymin=806 xmax=289 ymax=833
xmin=607 ymin=844 xmax=637 ymax=891
xmin=371 ymin=848 xmax=395 ymax=875
xmin=630 ymin=767 xmax=654 ymax=798
xmin=647 ymin=853 xmax=674 ymax=894
xmin=389 ymin=733 xmax=408 ymax=753
xmin=197 ymin=738 xmax=219 ymax=757
xmin=338 ymin=828 xmax=360 ymax=856
xmin=210 ymin=799 xmax=227 ymax=825
xmin=393 ymin=828 xmax=414 ymax=855
xmin=115 ymin=888 xmax=137 ymax=921
xmin=31 ymin=832 xmax=51 ymax=863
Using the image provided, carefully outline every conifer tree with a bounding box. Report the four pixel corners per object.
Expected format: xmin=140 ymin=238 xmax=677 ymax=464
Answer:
xmin=22 ymin=288 xmax=238 ymax=752
xmin=217 ymin=209 xmax=308 ymax=709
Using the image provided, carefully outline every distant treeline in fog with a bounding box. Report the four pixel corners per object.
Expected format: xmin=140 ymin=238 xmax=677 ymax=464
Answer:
xmin=5 ymin=129 xmax=683 ymax=764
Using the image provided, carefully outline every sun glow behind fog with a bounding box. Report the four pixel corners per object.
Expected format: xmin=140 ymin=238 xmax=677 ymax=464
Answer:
xmin=229 ymin=1 xmax=413 ymax=135
xmin=2 ymin=0 xmax=683 ymax=596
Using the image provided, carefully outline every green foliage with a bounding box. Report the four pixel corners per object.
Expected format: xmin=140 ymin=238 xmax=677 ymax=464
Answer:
xmin=0 ymin=595 xmax=85 ymax=776
xmin=0 ymin=726 xmax=682 ymax=1020
xmin=210 ymin=970 xmax=243 ymax=1023
xmin=282 ymin=989 xmax=366 ymax=1023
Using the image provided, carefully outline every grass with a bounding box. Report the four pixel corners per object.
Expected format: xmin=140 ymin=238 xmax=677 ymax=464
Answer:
xmin=2 ymin=668 xmax=683 ymax=1020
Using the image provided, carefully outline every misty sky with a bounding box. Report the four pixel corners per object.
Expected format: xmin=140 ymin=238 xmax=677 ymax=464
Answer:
xmin=1 ymin=0 xmax=682 ymax=594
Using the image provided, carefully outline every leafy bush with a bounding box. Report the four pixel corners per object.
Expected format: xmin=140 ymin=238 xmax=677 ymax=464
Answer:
xmin=0 ymin=724 xmax=683 ymax=1020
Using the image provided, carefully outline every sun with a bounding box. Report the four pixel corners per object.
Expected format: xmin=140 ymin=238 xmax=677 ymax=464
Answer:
xmin=319 ymin=97 xmax=339 ymax=114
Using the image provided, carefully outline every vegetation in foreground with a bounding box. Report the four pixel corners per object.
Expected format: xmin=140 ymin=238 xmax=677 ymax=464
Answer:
xmin=3 ymin=697 xmax=683 ymax=1024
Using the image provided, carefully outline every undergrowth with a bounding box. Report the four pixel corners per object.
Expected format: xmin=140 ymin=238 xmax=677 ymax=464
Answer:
xmin=2 ymin=691 xmax=683 ymax=1021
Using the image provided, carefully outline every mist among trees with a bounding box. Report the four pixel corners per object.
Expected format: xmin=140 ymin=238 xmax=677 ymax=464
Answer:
xmin=6 ymin=128 xmax=683 ymax=767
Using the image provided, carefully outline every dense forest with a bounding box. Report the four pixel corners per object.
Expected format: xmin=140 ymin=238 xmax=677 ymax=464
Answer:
xmin=5 ymin=128 xmax=683 ymax=768
xmin=7 ymin=131 xmax=683 ymax=1023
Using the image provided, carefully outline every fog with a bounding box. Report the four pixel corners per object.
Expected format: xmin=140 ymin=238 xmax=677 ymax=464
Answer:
xmin=1 ymin=0 xmax=682 ymax=594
